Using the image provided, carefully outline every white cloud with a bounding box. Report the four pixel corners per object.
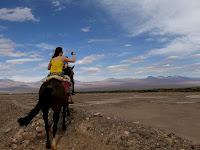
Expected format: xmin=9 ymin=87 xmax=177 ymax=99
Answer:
xmin=118 ymin=52 xmax=131 ymax=57
xmin=80 ymin=66 xmax=101 ymax=74
xmin=81 ymin=26 xmax=91 ymax=32
xmin=192 ymin=53 xmax=200 ymax=58
xmin=98 ymin=0 xmax=200 ymax=56
xmin=124 ymin=44 xmax=132 ymax=47
xmin=88 ymin=38 xmax=111 ymax=43
xmin=0 ymin=7 xmax=38 ymax=22
xmin=148 ymin=36 xmax=200 ymax=56
xmin=10 ymin=75 xmax=43 ymax=83
xmin=6 ymin=58 xmax=43 ymax=64
xmin=106 ymin=64 xmax=130 ymax=72
xmin=167 ymin=56 xmax=180 ymax=60
xmin=51 ymin=0 xmax=72 ymax=11
xmin=0 ymin=36 xmax=26 ymax=57
xmin=98 ymin=0 xmax=200 ymax=36
xmin=76 ymin=54 xmax=104 ymax=65
xmin=133 ymin=62 xmax=200 ymax=77
xmin=36 ymin=42 xmax=55 ymax=50
xmin=39 ymin=62 xmax=49 ymax=68
xmin=121 ymin=55 xmax=146 ymax=64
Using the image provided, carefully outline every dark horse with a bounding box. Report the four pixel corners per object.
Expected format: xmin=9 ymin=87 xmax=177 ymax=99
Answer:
xmin=63 ymin=65 xmax=75 ymax=95
xmin=17 ymin=66 xmax=74 ymax=149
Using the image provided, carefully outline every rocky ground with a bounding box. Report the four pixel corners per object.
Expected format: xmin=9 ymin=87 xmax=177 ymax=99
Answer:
xmin=1 ymin=109 xmax=200 ymax=150
xmin=0 ymin=93 xmax=200 ymax=150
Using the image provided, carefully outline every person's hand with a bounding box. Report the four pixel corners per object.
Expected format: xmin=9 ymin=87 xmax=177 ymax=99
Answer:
xmin=71 ymin=51 xmax=76 ymax=55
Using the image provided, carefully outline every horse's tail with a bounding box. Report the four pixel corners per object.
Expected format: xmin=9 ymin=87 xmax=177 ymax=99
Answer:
xmin=18 ymin=101 xmax=41 ymax=126
xmin=18 ymin=86 xmax=53 ymax=126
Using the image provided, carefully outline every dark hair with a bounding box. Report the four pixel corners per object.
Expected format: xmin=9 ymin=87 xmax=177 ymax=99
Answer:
xmin=52 ymin=47 xmax=63 ymax=58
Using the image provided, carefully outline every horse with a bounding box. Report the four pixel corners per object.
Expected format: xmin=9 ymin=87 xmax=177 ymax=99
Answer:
xmin=63 ymin=65 xmax=75 ymax=95
xmin=17 ymin=66 xmax=74 ymax=149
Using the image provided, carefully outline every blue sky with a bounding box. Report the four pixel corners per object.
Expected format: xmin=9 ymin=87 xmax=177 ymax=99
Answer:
xmin=0 ymin=0 xmax=200 ymax=82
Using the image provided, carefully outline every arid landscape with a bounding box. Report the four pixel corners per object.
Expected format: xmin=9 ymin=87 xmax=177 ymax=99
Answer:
xmin=0 ymin=92 xmax=200 ymax=149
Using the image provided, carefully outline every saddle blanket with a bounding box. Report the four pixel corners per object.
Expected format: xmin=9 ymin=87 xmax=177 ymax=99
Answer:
xmin=42 ymin=75 xmax=71 ymax=82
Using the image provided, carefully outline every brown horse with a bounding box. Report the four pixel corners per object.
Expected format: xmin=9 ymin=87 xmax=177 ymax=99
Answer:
xmin=17 ymin=67 xmax=74 ymax=149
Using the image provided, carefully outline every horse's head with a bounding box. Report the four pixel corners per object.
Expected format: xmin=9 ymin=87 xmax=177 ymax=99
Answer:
xmin=63 ymin=65 xmax=74 ymax=78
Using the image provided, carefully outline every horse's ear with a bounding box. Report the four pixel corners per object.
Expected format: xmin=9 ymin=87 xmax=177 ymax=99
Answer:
xmin=71 ymin=65 xmax=75 ymax=70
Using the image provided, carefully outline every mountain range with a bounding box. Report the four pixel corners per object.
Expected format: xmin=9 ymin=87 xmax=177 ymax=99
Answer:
xmin=0 ymin=76 xmax=200 ymax=93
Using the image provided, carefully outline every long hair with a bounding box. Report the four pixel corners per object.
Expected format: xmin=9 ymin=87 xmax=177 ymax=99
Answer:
xmin=52 ymin=47 xmax=63 ymax=58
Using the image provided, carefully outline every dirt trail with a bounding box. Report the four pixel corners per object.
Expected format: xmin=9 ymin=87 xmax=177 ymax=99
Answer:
xmin=0 ymin=93 xmax=200 ymax=150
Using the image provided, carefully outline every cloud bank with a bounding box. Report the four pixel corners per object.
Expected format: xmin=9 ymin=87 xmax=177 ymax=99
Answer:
xmin=0 ymin=7 xmax=38 ymax=22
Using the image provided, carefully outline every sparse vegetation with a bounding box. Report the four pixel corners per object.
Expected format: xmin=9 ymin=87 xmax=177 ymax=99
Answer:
xmin=75 ymin=87 xmax=200 ymax=94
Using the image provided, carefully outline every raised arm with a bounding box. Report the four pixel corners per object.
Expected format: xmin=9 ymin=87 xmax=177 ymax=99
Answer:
xmin=63 ymin=51 xmax=76 ymax=63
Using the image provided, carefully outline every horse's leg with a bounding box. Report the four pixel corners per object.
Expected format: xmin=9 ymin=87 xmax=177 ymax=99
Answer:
xmin=62 ymin=104 xmax=66 ymax=131
xmin=52 ymin=110 xmax=60 ymax=149
xmin=66 ymin=99 xmax=70 ymax=116
xmin=71 ymin=76 xmax=75 ymax=95
xmin=66 ymin=94 xmax=70 ymax=116
xmin=42 ymin=109 xmax=51 ymax=149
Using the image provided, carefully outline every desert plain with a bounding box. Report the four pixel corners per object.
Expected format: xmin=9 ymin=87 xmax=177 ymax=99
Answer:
xmin=0 ymin=92 xmax=200 ymax=149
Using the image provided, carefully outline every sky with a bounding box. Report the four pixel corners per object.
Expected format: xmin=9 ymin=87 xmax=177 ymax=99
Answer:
xmin=0 ymin=0 xmax=200 ymax=82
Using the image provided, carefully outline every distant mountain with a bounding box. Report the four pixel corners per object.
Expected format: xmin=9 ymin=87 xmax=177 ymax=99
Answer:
xmin=75 ymin=76 xmax=200 ymax=92
xmin=0 ymin=76 xmax=200 ymax=93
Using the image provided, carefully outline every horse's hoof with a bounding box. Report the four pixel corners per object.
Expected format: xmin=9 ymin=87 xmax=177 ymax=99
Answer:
xmin=51 ymin=139 xmax=57 ymax=150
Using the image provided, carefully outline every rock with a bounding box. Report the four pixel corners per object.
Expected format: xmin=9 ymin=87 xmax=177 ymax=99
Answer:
xmin=37 ymin=131 xmax=46 ymax=138
xmin=16 ymin=128 xmax=24 ymax=136
xmin=36 ymin=126 xmax=44 ymax=133
xmin=133 ymin=121 xmax=140 ymax=124
xmin=86 ymin=117 xmax=90 ymax=121
xmin=129 ymin=128 xmax=136 ymax=133
xmin=22 ymin=132 xmax=36 ymax=141
xmin=37 ymin=119 xmax=44 ymax=125
xmin=14 ymin=130 xmax=24 ymax=143
xmin=4 ymin=128 xmax=12 ymax=133
xmin=23 ymin=140 xmax=30 ymax=145
xmin=11 ymin=138 xmax=18 ymax=144
xmin=11 ymin=144 xmax=18 ymax=149
xmin=31 ymin=122 xmax=36 ymax=127
xmin=107 ymin=117 xmax=111 ymax=120
xmin=124 ymin=131 xmax=130 ymax=136
xmin=93 ymin=112 xmax=102 ymax=117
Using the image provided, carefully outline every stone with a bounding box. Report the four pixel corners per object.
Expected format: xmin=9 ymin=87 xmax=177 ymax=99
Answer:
xmin=37 ymin=119 xmax=44 ymax=125
xmin=11 ymin=144 xmax=17 ymax=149
xmin=36 ymin=126 xmax=44 ymax=133
xmin=23 ymin=140 xmax=30 ymax=145
xmin=93 ymin=112 xmax=102 ymax=117
xmin=4 ymin=128 xmax=12 ymax=133
xmin=133 ymin=121 xmax=140 ymax=124
xmin=107 ymin=117 xmax=111 ymax=120
xmin=11 ymin=138 xmax=18 ymax=144
xmin=124 ymin=131 xmax=130 ymax=136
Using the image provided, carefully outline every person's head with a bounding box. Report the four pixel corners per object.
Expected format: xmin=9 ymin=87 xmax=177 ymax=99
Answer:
xmin=52 ymin=47 xmax=63 ymax=58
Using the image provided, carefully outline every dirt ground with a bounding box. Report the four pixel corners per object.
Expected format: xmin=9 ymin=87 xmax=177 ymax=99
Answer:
xmin=0 ymin=92 xmax=200 ymax=149
xmin=72 ymin=92 xmax=200 ymax=144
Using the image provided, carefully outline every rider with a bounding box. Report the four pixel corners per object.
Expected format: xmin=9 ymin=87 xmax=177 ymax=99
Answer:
xmin=48 ymin=47 xmax=76 ymax=74
xmin=48 ymin=47 xmax=76 ymax=104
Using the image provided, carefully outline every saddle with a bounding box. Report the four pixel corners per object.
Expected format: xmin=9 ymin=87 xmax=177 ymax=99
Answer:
xmin=42 ymin=74 xmax=72 ymax=93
